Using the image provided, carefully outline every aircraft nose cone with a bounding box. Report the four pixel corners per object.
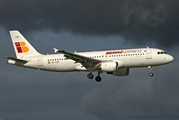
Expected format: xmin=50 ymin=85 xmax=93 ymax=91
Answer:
xmin=168 ymin=55 xmax=174 ymax=62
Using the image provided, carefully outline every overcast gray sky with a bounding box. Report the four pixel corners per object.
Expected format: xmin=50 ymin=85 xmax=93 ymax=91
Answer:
xmin=0 ymin=0 xmax=179 ymax=120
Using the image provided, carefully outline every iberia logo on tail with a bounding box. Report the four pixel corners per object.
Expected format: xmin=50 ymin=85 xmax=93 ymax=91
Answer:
xmin=15 ymin=42 xmax=29 ymax=53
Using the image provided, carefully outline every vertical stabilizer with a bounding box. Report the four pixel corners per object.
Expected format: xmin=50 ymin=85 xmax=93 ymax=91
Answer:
xmin=10 ymin=30 xmax=41 ymax=58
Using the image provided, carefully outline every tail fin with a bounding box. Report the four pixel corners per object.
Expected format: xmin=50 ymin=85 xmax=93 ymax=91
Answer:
xmin=9 ymin=30 xmax=41 ymax=58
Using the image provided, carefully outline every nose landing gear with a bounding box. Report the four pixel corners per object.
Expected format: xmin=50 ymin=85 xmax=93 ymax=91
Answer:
xmin=148 ymin=66 xmax=154 ymax=77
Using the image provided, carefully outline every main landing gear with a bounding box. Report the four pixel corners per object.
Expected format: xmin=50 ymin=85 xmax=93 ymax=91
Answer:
xmin=87 ymin=71 xmax=102 ymax=82
xmin=87 ymin=72 xmax=94 ymax=79
xmin=148 ymin=66 xmax=154 ymax=77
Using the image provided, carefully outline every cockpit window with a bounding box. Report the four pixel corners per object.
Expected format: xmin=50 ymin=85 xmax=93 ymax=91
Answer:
xmin=157 ymin=51 xmax=166 ymax=54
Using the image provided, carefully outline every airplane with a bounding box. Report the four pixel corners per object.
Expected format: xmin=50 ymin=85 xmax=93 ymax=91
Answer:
xmin=6 ymin=30 xmax=174 ymax=82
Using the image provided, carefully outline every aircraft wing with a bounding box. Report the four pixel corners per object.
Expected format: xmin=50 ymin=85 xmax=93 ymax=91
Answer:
xmin=53 ymin=48 xmax=102 ymax=67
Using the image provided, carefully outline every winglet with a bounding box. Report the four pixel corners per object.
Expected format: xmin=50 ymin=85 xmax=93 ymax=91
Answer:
xmin=53 ymin=48 xmax=58 ymax=53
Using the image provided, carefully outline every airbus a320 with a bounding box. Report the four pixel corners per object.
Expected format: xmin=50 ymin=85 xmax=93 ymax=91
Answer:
xmin=6 ymin=30 xmax=174 ymax=82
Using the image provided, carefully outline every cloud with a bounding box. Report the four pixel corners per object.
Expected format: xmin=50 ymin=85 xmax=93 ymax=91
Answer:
xmin=82 ymin=64 xmax=179 ymax=120
xmin=0 ymin=3 xmax=178 ymax=119
xmin=0 ymin=0 xmax=179 ymax=47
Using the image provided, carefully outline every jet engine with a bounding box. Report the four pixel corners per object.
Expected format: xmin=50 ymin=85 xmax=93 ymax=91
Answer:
xmin=100 ymin=62 xmax=118 ymax=72
xmin=95 ymin=61 xmax=124 ymax=72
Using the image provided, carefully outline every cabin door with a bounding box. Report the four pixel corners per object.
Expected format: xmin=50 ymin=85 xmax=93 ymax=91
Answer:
xmin=38 ymin=56 xmax=43 ymax=66
xmin=146 ymin=47 xmax=152 ymax=59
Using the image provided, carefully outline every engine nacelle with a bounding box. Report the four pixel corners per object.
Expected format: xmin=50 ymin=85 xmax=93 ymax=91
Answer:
xmin=95 ymin=61 xmax=124 ymax=72
xmin=107 ymin=68 xmax=129 ymax=76
xmin=100 ymin=62 xmax=118 ymax=72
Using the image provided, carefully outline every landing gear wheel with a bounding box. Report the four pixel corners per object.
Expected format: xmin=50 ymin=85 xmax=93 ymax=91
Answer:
xmin=87 ymin=72 xmax=94 ymax=79
xmin=95 ymin=76 xmax=102 ymax=82
xmin=149 ymin=73 xmax=154 ymax=77
xmin=148 ymin=66 xmax=154 ymax=77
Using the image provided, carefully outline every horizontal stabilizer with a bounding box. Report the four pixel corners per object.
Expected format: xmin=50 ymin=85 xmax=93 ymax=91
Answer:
xmin=5 ymin=56 xmax=28 ymax=63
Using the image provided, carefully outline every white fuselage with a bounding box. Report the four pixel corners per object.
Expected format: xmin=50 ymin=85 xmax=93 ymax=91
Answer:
xmin=9 ymin=48 xmax=173 ymax=72
xmin=7 ymin=30 xmax=174 ymax=82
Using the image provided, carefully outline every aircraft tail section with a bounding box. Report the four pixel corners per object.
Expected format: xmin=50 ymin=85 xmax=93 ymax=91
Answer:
xmin=9 ymin=30 xmax=41 ymax=58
